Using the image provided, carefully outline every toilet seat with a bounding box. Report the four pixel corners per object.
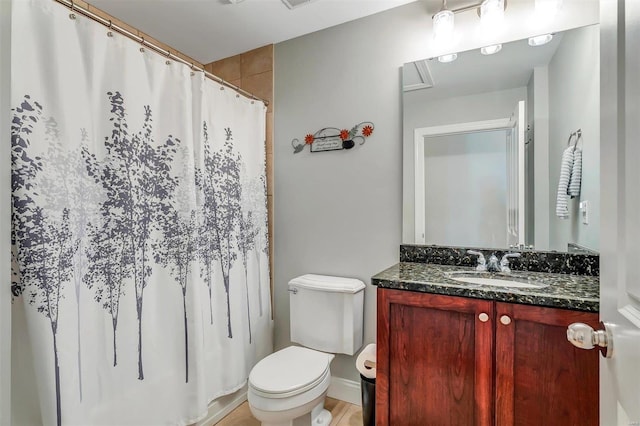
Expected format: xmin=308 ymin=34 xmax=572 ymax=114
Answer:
xmin=249 ymin=346 xmax=332 ymax=399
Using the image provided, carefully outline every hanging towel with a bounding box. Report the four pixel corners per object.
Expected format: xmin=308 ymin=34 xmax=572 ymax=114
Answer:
xmin=569 ymin=147 xmax=582 ymax=198
xmin=556 ymin=146 xmax=574 ymax=218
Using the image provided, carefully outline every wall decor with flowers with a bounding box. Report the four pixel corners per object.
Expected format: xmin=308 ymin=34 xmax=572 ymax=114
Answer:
xmin=292 ymin=122 xmax=375 ymax=154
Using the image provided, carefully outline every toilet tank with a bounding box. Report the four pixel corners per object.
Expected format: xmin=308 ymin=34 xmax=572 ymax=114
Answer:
xmin=289 ymin=274 xmax=365 ymax=355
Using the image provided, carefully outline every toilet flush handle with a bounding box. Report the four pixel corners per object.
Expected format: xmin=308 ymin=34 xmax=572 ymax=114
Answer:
xmin=288 ymin=287 xmax=298 ymax=295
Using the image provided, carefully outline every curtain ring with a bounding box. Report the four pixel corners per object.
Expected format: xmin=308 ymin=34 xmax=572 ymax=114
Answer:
xmin=220 ymin=79 xmax=225 ymax=90
xmin=139 ymin=37 xmax=145 ymax=53
xmin=190 ymin=63 xmax=195 ymax=77
xmin=69 ymin=0 xmax=76 ymax=19
xmin=107 ymin=20 xmax=114 ymax=37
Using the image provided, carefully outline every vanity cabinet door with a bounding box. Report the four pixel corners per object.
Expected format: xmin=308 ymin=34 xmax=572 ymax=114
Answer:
xmin=377 ymin=289 xmax=494 ymax=426
xmin=494 ymin=303 xmax=599 ymax=426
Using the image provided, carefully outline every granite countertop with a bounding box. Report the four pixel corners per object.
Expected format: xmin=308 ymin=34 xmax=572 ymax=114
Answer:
xmin=372 ymin=262 xmax=599 ymax=312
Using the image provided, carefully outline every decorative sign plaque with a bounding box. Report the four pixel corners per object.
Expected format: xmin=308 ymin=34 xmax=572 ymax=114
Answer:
xmin=292 ymin=122 xmax=374 ymax=154
xmin=310 ymin=135 xmax=343 ymax=153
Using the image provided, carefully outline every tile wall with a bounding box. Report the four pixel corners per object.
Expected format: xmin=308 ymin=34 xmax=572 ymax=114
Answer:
xmin=206 ymin=46 xmax=275 ymax=299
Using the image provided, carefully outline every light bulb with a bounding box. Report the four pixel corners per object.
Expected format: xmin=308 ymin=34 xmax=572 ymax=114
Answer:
xmin=535 ymin=0 xmax=563 ymax=19
xmin=438 ymin=53 xmax=458 ymax=63
xmin=528 ymin=34 xmax=553 ymax=46
xmin=481 ymin=44 xmax=502 ymax=55
xmin=433 ymin=9 xmax=454 ymax=43
xmin=480 ymin=0 xmax=505 ymax=28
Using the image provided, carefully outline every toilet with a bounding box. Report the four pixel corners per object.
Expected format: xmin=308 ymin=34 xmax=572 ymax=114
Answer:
xmin=248 ymin=274 xmax=365 ymax=426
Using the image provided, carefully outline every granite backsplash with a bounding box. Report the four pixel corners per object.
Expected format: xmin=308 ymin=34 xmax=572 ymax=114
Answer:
xmin=400 ymin=244 xmax=599 ymax=276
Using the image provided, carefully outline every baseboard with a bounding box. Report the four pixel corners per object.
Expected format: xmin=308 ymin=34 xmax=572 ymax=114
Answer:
xmin=327 ymin=377 xmax=361 ymax=406
xmin=196 ymin=388 xmax=248 ymax=426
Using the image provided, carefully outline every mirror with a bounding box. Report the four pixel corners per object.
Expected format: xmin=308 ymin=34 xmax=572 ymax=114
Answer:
xmin=402 ymin=24 xmax=600 ymax=253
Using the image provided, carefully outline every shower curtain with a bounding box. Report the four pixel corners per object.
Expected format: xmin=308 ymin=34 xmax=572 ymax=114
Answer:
xmin=10 ymin=0 xmax=272 ymax=424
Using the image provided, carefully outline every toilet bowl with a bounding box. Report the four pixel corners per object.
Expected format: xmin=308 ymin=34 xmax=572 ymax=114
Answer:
xmin=248 ymin=346 xmax=334 ymax=426
xmin=247 ymin=274 xmax=365 ymax=426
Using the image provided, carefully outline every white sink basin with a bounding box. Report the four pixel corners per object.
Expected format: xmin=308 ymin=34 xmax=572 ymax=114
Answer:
xmin=445 ymin=271 xmax=548 ymax=289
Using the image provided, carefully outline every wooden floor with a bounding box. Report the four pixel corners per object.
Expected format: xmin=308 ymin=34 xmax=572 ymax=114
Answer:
xmin=215 ymin=397 xmax=362 ymax=426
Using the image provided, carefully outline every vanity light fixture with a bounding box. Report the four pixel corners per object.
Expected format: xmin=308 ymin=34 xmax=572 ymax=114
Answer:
xmin=432 ymin=0 xmax=507 ymax=44
xmin=528 ymin=33 xmax=553 ymax=46
xmin=438 ymin=53 xmax=458 ymax=63
xmin=481 ymin=44 xmax=502 ymax=55
xmin=433 ymin=0 xmax=455 ymax=42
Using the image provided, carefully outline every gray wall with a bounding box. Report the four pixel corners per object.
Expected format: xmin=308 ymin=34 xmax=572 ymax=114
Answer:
xmin=532 ymin=66 xmax=551 ymax=250
xmin=548 ymin=25 xmax=600 ymax=251
xmin=273 ymin=1 xmax=600 ymax=385
xmin=424 ymin=131 xmax=508 ymax=248
xmin=273 ymin=2 xmax=430 ymax=382
xmin=526 ymin=74 xmax=535 ymax=245
xmin=403 ymin=86 xmax=527 ymax=243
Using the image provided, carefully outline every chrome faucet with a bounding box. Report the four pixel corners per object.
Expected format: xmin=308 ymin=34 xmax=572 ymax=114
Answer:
xmin=468 ymin=250 xmax=521 ymax=273
xmin=499 ymin=252 xmax=521 ymax=273
xmin=467 ymin=250 xmax=487 ymax=271
xmin=486 ymin=254 xmax=501 ymax=272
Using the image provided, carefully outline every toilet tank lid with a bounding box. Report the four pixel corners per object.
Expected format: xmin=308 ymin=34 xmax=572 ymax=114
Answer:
xmin=289 ymin=274 xmax=366 ymax=294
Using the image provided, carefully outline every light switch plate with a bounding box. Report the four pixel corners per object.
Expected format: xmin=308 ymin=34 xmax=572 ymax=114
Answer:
xmin=579 ymin=200 xmax=589 ymax=225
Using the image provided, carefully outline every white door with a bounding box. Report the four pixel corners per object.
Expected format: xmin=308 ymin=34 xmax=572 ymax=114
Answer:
xmin=0 ymin=1 xmax=11 ymax=424
xmin=570 ymin=1 xmax=640 ymax=424
xmin=506 ymin=100 xmax=525 ymax=248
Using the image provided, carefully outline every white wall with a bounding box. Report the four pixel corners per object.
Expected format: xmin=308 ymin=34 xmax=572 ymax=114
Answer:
xmin=274 ymin=0 xmax=599 ymax=386
xmin=424 ymin=131 xmax=508 ymax=248
xmin=0 ymin=0 xmax=11 ymax=424
xmin=403 ymin=86 xmax=527 ymax=243
xmin=548 ymin=25 xmax=600 ymax=251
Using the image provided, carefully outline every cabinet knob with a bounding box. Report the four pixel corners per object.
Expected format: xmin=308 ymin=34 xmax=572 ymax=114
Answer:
xmin=478 ymin=313 xmax=489 ymax=322
xmin=500 ymin=315 xmax=512 ymax=325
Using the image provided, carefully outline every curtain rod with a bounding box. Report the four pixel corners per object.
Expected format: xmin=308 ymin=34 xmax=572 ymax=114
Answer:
xmin=53 ymin=0 xmax=270 ymax=107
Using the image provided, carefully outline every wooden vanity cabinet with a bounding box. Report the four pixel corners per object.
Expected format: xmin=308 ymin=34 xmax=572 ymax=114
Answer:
xmin=377 ymin=288 xmax=599 ymax=426
xmin=494 ymin=302 xmax=599 ymax=426
xmin=376 ymin=289 xmax=494 ymax=426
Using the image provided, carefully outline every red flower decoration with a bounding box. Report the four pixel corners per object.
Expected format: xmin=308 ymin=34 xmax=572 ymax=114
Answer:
xmin=362 ymin=125 xmax=373 ymax=137
xmin=305 ymin=134 xmax=314 ymax=145
xmin=339 ymin=129 xmax=350 ymax=141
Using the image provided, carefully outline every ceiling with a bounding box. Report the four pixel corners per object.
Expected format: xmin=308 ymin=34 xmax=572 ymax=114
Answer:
xmin=89 ymin=0 xmax=422 ymax=64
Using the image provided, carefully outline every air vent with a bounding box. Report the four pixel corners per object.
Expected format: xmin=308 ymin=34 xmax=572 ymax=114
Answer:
xmin=281 ymin=0 xmax=316 ymax=9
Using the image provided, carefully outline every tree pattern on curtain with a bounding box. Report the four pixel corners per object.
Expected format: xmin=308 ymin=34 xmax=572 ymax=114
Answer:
xmin=11 ymin=91 xmax=268 ymax=425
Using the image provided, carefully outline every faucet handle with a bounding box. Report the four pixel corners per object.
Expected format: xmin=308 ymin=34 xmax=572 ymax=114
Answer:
xmin=467 ymin=250 xmax=486 ymax=271
xmin=500 ymin=252 xmax=522 ymax=273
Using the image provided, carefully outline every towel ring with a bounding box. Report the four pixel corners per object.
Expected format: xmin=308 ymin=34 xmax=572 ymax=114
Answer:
xmin=572 ymin=129 xmax=583 ymax=153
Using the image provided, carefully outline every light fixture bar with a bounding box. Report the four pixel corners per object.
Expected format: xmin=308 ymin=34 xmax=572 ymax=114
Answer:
xmin=432 ymin=0 xmax=508 ymax=17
